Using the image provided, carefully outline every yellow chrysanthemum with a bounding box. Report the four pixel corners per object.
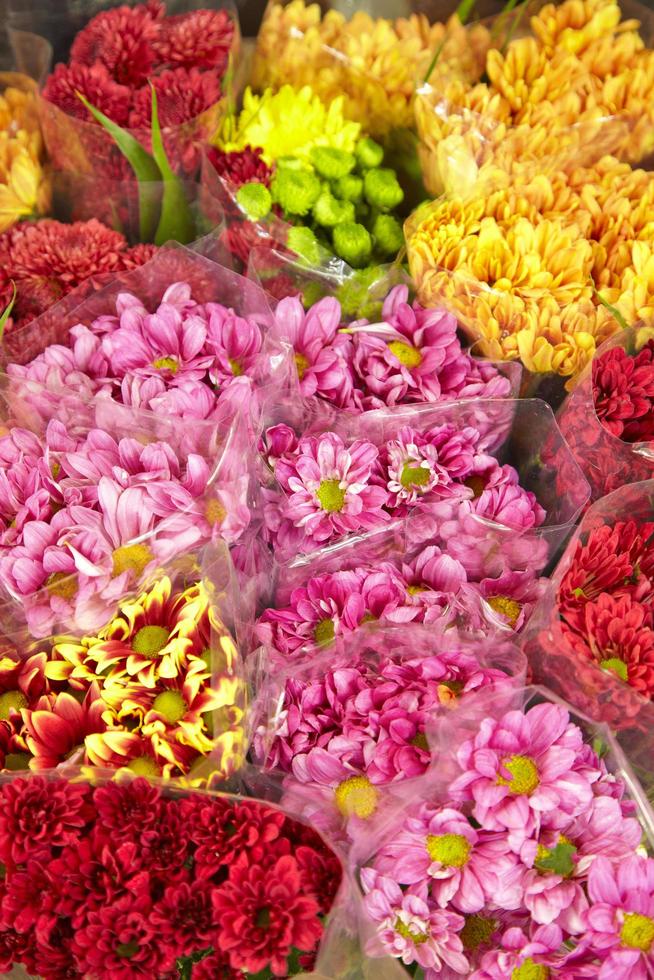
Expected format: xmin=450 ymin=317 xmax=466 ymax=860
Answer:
xmin=215 ymin=84 xmax=360 ymax=163
xmin=0 ymin=77 xmax=49 ymax=231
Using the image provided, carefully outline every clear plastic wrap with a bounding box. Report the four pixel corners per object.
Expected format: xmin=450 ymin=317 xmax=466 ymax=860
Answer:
xmin=0 ymin=542 xmax=247 ymax=781
xmin=0 ymin=72 xmax=51 ymax=233
xmin=355 ymin=684 xmax=654 ymax=977
xmin=524 ymin=480 xmax=654 ymax=793
xmin=557 ymin=323 xmax=654 ymax=501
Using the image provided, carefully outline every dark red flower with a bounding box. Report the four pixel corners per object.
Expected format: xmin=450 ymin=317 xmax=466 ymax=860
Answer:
xmin=593 ymin=343 xmax=654 ymax=442
xmin=0 ymin=776 xmax=92 ymax=865
xmin=207 ymin=146 xmax=273 ymax=189
xmin=295 ymin=844 xmax=342 ymax=913
xmin=0 ymin=219 xmax=130 ymax=285
xmin=140 ymin=799 xmax=192 ymax=880
xmin=122 ymin=243 xmax=160 ymax=268
xmin=221 ymin=220 xmax=271 ymax=269
xmin=0 ymin=859 xmax=52 ymax=933
xmin=150 ymin=880 xmax=215 ymax=953
xmin=0 ymin=719 xmax=31 ymax=773
xmin=191 ymin=949 xmax=245 ymax=980
xmin=70 ymin=2 xmax=163 ymax=87
xmin=0 ymin=924 xmax=35 ymax=975
xmin=23 ymin=686 xmax=107 ymax=770
xmin=582 ymin=593 xmax=654 ymax=696
xmin=129 ymin=67 xmax=222 ymax=130
xmin=153 ymin=9 xmax=235 ymax=71
xmin=181 ymin=797 xmax=285 ymax=879
xmin=93 ymin=777 xmax=164 ymax=843
xmin=73 ymin=895 xmax=173 ymax=979
xmin=48 ymin=834 xmax=134 ymax=926
xmin=213 ymin=852 xmax=323 ymax=976
xmin=43 ymin=62 xmax=131 ymax=124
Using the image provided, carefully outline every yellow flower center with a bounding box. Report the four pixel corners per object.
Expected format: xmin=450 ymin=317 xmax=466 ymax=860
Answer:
xmin=460 ymin=915 xmax=497 ymax=950
xmin=511 ymin=961 xmax=549 ymax=980
xmin=314 ymin=617 xmax=335 ymax=647
xmin=411 ymin=732 xmax=429 ymax=751
xmin=334 ymin=775 xmax=378 ymax=819
xmin=621 ymin=912 xmax=654 ymax=952
xmin=407 ymin=584 xmax=428 ymax=595
xmin=393 ymin=917 xmax=429 ymax=945
xmin=0 ymin=690 xmax=27 ymax=720
xmin=316 ymin=479 xmax=346 ymax=513
xmin=600 ymin=658 xmax=628 ymax=682
xmin=152 ymin=356 xmax=179 ymax=374
xmin=51 ymin=461 xmax=61 ymax=479
xmin=487 ymin=595 xmax=522 ymax=627
xmin=205 ymin=498 xmax=226 ymax=527
xmin=437 ymin=680 xmax=463 ymax=704
xmin=464 ymin=475 xmax=486 ymax=499
xmin=497 ymin=755 xmax=540 ymax=795
xmin=388 ymin=340 xmax=422 ymax=369
xmin=111 ymin=543 xmax=154 ymax=579
xmin=426 ymin=833 xmax=471 ymax=867
xmin=126 ymin=756 xmax=160 ymax=777
xmin=152 ymin=691 xmax=187 ymax=724
xmin=228 ymin=358 xmax=242 ymax=377
xmin=45 ymin=571 xmax=77 ymax=600
xmin=400 ymin=462 xmax=430 ymax=489
xmin=295 ymin=352 xmax=310 ymax=380
xmin=132 ymin=626 xmax=171 ymax=658
xmin=3 ymin=752 xmax=31 ymax=771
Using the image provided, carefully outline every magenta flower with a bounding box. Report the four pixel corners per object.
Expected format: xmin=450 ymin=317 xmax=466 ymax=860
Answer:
xmin=379 ymin=427 xmax=458 ymax=509
xmin=394 ymin=545 xmax=468 ymax=621
xmin=462 ymin=569 xmax=545 ymax=632
xmin=361 ymin=870 xmax=469 ymax=974
xmin=471 ymin=923 xmax=564 ymax=979
xmin=7 ymin=325 xmax=110 ymax=399
xmin=350 ymin=286 xmax=462 ymax=409
xmin=203 ymin=302 xmax=263 ymax=388
xmin=270 ymin=431 xmax=390 ymax=548
xmin=274 ymin=296 xmax=356 ymax=408
xmin=448 ymin=704 xmax=596 ymax=846
xmin=582 ymin=855 xmax=654 ymax=979
xmin=446 ymin=358 xmax=513 ymax=400
xmin=372 ymin=804 xmax=523 ymax=914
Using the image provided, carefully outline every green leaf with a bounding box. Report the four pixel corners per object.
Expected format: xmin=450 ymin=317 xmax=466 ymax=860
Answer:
xmin=150 ymin=83 xmax=195 ymax=246
xmin=592 ymin=283 xmax=629 ymax=331
xmin=0 ymin=281 xmax=17 ymax=340
xmin=456 ymin=0 xmax=477 ymax=24
xmin=76 ymin=90 xmax=161 ymax=242
xmin=499 ymin=0 xmax=529 ymax=53
xmin=535 ymin=841 xmax=577 ymax=877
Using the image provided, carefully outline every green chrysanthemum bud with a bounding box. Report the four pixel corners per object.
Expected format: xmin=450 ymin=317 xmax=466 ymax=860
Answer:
xmin=271 ymin=168 xmax=321 ymax=216
xmin=337 ymin=266 xmax=386 ymax=318
xmin=372 ymin=213 xmax=404 ymax=256
xmin=313 ymin=191 xmax=356 ymax=228
xmin=310 ymin=146 xmax=356 ymax=180
xmin=334 ymin=173 xmax=363 ymax=202
xmin=332 ymin=222 xmax=372 ymax=268
xmin=235 ymin=181 xmax=272 ymax=220
xmin=355 ymin=137 xmax=384 ymax=169
xmin=276 ymin=155 xmax=308 ymax=171
xmin=363 ymin=168 xmax=404 ymax=212
xmin=287 ymin=225 xmax=322 ymax=265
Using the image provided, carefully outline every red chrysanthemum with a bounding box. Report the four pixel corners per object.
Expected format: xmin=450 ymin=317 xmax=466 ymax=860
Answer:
xmin=122 ymin=242 xmax=160 ymax=268
xmin=43 ymin=62 xmax=131 ymax=124
xmin=73 ymin=895 xmax=173 ymax=979
xmin=295 ymin=843 xmax=343 ymax=914
xmin=213 ymin=852 xmax=323 ymax=976
xmin=207 ymin=145 xmax=273 ymax=189
xmin=181 ymin=797 xmax=285 ymax=879
xmin=582 ymin=592 xmax=654 ymax=695
xmin=92 ymin=777 xmax=164 ymax=843
xmin=0 ymin=924 xmax=35 ymax=976
xmin=22 ymin=685 xmax=107 ymax=770
xmin=0 ymin=858 xmax=52 ymax=934
xmin=152 ymin=8 xmax=235 ymax=71
xmin=191 ymin=949 xmax=245 ymax=980
xmin=150 ymin=880 xmax=215 ymax=953
xmin=221 ymin=219 xmax=271 ymax=268
xmin=70 ymin=2 xmax=163 ymax=86
xmin=0 ymin=776 xmax=92 ymax=865
xmin=140 ymin=799 xmax=192 ymax=880
xmin=29 ymin=917 xmax=78 ymax=980
xmin=0 ymin=652 xmax=49 ymax=721
xmin=48 ymin=835 xmax=128 ymax=926
xmin=129 ymin=67 xmax=222 ymax=130
xmin=0 ymin=719 xmax=31 ymax=773
xmin=593 ymin=342 xmax=654 ymax=443
xmin=0 ymin=219 xmax=129 ymax=285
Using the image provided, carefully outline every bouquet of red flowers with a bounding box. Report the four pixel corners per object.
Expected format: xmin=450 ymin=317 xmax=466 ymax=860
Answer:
xmin=0 ymin=772 xmax=343 ymax=978
xmin=557 ymin=325 xmax=654 ymax=502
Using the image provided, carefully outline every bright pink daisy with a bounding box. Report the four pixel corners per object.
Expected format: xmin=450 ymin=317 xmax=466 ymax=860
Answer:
xmin=203 ymin=302 xmax=263 ymax=388
xmin=471 ymin=923 xmax=565 ymax=979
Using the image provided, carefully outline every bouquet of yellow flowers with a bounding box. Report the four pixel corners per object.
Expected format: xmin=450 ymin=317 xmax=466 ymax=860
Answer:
xmin=0 ymin=73 xmax=50 ymax=233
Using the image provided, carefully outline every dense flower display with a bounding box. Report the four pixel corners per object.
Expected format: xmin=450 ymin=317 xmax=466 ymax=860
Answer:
xmin=251 ymin=0 xmax=491 ymax=137
xmin=208 ymin=84 xmax=407 ymax=269
xmin=0 ymin=575 xmax=244 ymax=778
xmin=41 ymin=0 xmax=237 ymax=178
xmin=360 ymin=698 xmax=651 ymax=978
xmin=0 ymin=219 xmax=157 ymax=334
xmin=0 ymin=75 xmax=50 ymax=232
xmin=0 ymin=774 xmax=342 ymax=978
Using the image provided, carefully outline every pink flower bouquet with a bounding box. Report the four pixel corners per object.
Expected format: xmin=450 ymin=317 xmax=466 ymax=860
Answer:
xmin=249 ymin=623 xmax=525 ymax=850
xmin=358 ymin=686 xmax=654 ymax=979
xmin=557 ymin=325 xmax=654 ymax=503
xmin=258 ymin=397 xmax=589 ymax=564
xmin=0 ymin=544 xmax=246 ymax=780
